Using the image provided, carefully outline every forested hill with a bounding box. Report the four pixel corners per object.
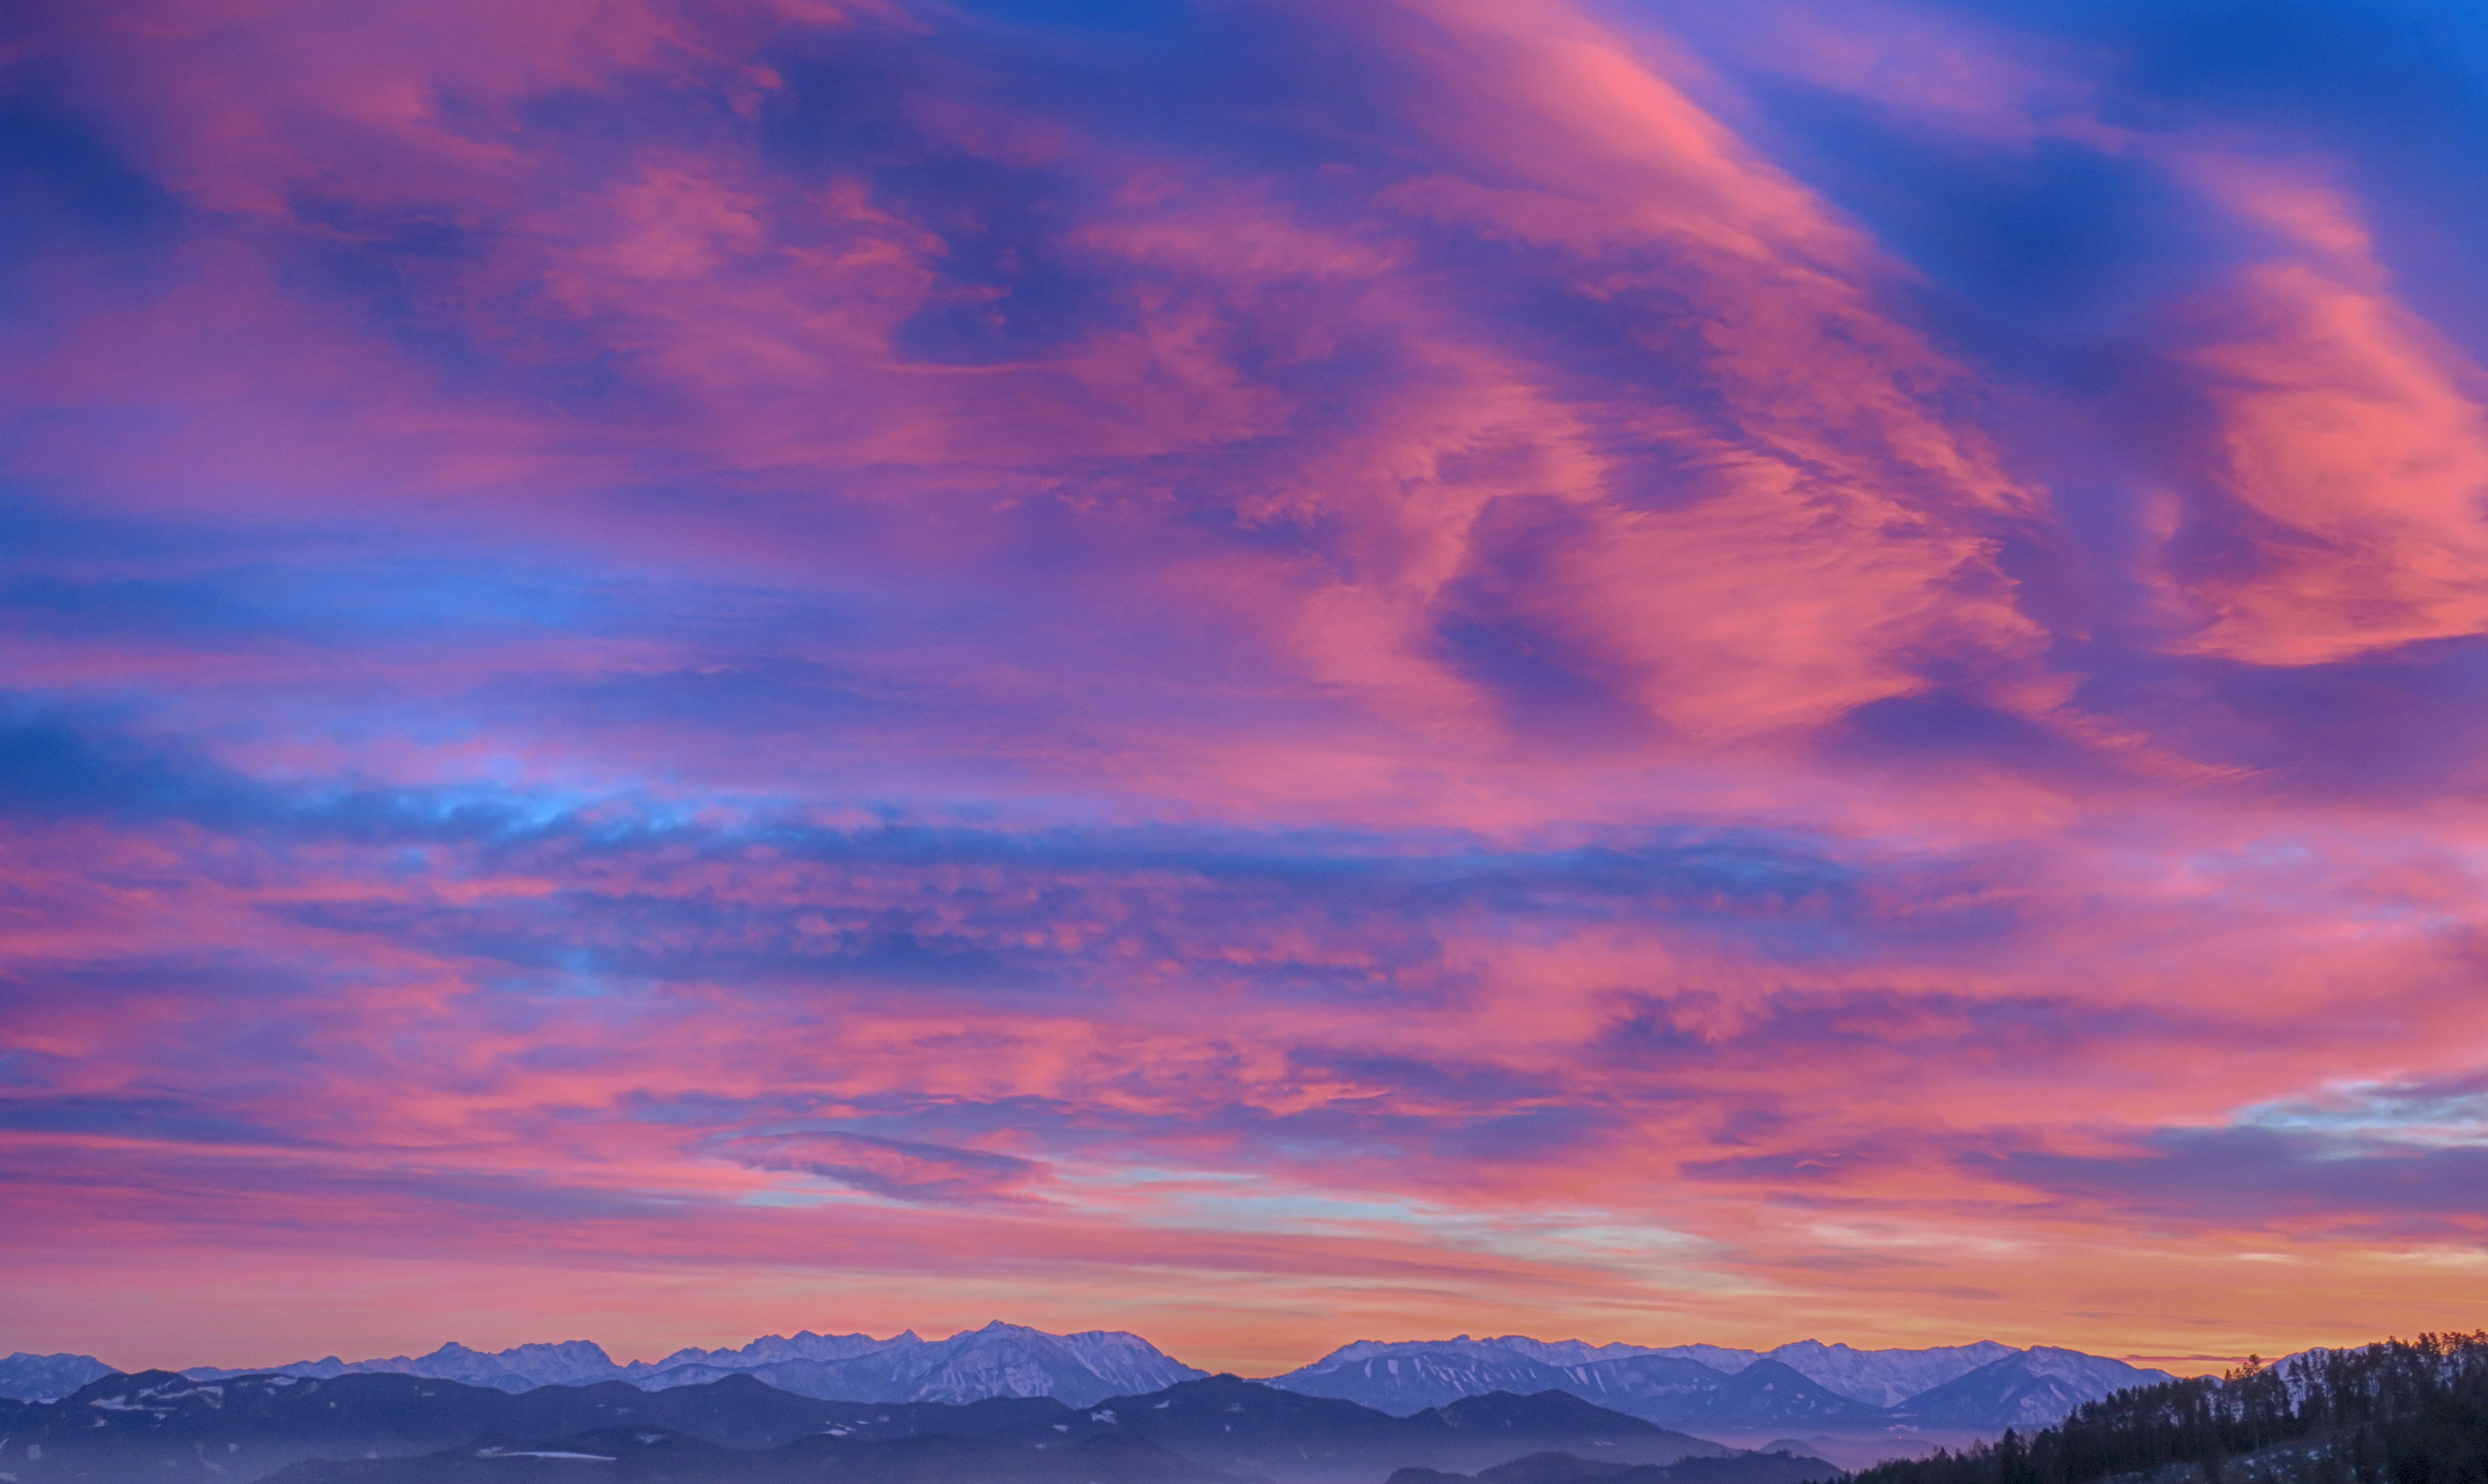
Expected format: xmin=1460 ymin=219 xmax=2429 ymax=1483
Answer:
xmin=1856 ymin=1335 xmax=2488 ymax=1484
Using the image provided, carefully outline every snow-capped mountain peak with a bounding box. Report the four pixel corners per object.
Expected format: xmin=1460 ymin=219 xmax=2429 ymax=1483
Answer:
xmin=157 ymin=1324 xmax=2168 ymax=1434
xmin=1261 ymin=1334 xmax=2170 ymax=1434
xmin=0 ymin=1351 xmax=119 ymax=1403
xmin=1761 ymin=1339 xmax=2020 ymax=1406
xmin=627 ymin=1321 xmax=1205 ymax=1408
xmin=184 ymin=1339 xmax=624 ymax=1392
xmin=1295 ymin=1335 xmax=1668 ymax=1372
xmin=176 ymin=1323 xmax=1199 ymax=1405
xmin=637 ymin=1330 xmax=899 ymax=1373
xmin=1479 ymin=1336 xmax=1667 ymax=1367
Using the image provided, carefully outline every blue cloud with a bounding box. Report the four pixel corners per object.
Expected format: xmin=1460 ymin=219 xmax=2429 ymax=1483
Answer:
xmin=1970 ymin=1125 xmax=2488 ymax=1229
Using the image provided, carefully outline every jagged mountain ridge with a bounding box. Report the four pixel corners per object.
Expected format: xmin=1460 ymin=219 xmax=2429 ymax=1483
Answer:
xmin=636 ymin=1324 xmax=1200 ymax=1407
xmin=1323 ymin=1339 xmax=1664 ymax=1370
xmin=1262 ymin=1338 xmax=2172 ymax=1433
xmin=1269 ymin=1346 xmax=1585 ymax=1416
xmin=0 ymin=1350 xmax=119 ymax=1402
xmin=1627 ymin=1359 xmax=1895 ymax=1430
xmin=183 ymin=1322 xmax=1204 ymax=1406
xmin=644 ymin=1329 xmax=895 ymax=1370
xmin=184 ymin=1341 xmax=646 ymax=1392
xmin=1762 ymin=1344 xmax=2021 ymax=1409
xmin=1268 ymin=1339 xmax=2046 ymax=1410
xmin=1542 ymin=1356 xmax=1763 ymax=1420
xmin=150 ymin=1326 xmax=2171 ymax=1432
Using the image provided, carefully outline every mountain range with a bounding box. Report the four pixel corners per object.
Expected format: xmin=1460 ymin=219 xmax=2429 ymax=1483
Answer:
xmin=167 ymin=1323 xmax=1204 ymax=1408
xmin=0 ymin=1329 xmax=2172 ymax=1438
xmin=629 ymin=1323 xmax=1197 ymax=1405
xmin=0 ymin=1367 xmax=1822 ymax=1484
xmin=1259 ymin=1338 xmax=2168 ymax=1434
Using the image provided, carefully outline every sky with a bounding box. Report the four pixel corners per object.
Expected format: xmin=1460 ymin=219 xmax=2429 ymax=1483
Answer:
xmin=4 ymin=0 xmax=2488 ymax=1379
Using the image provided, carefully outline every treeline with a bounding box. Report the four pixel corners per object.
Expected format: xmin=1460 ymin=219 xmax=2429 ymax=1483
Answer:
xmin=1856 ymin=1334 xmax=2488 ymax=1484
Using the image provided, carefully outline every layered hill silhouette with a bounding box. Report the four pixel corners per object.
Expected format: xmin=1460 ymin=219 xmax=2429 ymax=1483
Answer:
xmin=0 ymin=1369 xmax=1837 ymax=1484
xmin=0 ymin=1328 xmax=2173 ymax=1444
xmin=1078 ymin=1375 xmax=1738 ymax=1481
xmin=0 ymin=1329 xmax=2176 ymax=1436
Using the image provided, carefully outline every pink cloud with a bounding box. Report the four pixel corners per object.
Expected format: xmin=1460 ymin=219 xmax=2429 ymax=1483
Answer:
xmin=4 ymin=0 xmax=2488 ymax=1373
xmin=2158 ymin=166 xmax=2488 ymax=664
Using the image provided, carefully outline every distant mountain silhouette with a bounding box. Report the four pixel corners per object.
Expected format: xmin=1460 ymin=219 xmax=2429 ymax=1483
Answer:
xmin=637 ymin=1322 xmax=1203 ymax=1406
xmin=0 ymin=1367 xmax=1798 ymax=1484
xmin=1543 ymin=1356 xmax=1766 ymax=1425
xmin=156 ymin=1328 xmax=2174 ymax=1436
xmin=1270 ymin=1347 xmax=1585 ymax=1417
xmin=0 ymin=1351 xmax=117 ymax=1402
xmin=1756 ymin=1345 xmax=2018 ymax=1409
xmin=0 ymin=1369 xmax=1131 ymax=1484
xmin=1267 ymin=1352 xmax=1900 ymax=1433
xmin=168 ymin=1329 xmax=2161 ymax=1434
xmin=28 ymin=1323 xmax=2186 ymax=1477
xmin=186 ymin=1323 xmax=1203 ymax=1407
xmin=1025 ymin=1374 xmax=1731 ymax=1484
xmin=1262 ymin=1339 xmax=2166 ymax=1434
xmin=1650 ymin=1361 xmax=1894 ymax=1431
xmin=1886 ymin=1349 xmax=2168 ymax=1429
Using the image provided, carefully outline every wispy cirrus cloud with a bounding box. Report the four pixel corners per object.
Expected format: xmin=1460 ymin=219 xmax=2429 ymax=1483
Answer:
xmin=715 ymin=1129 xmax=1045 ymax=1204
